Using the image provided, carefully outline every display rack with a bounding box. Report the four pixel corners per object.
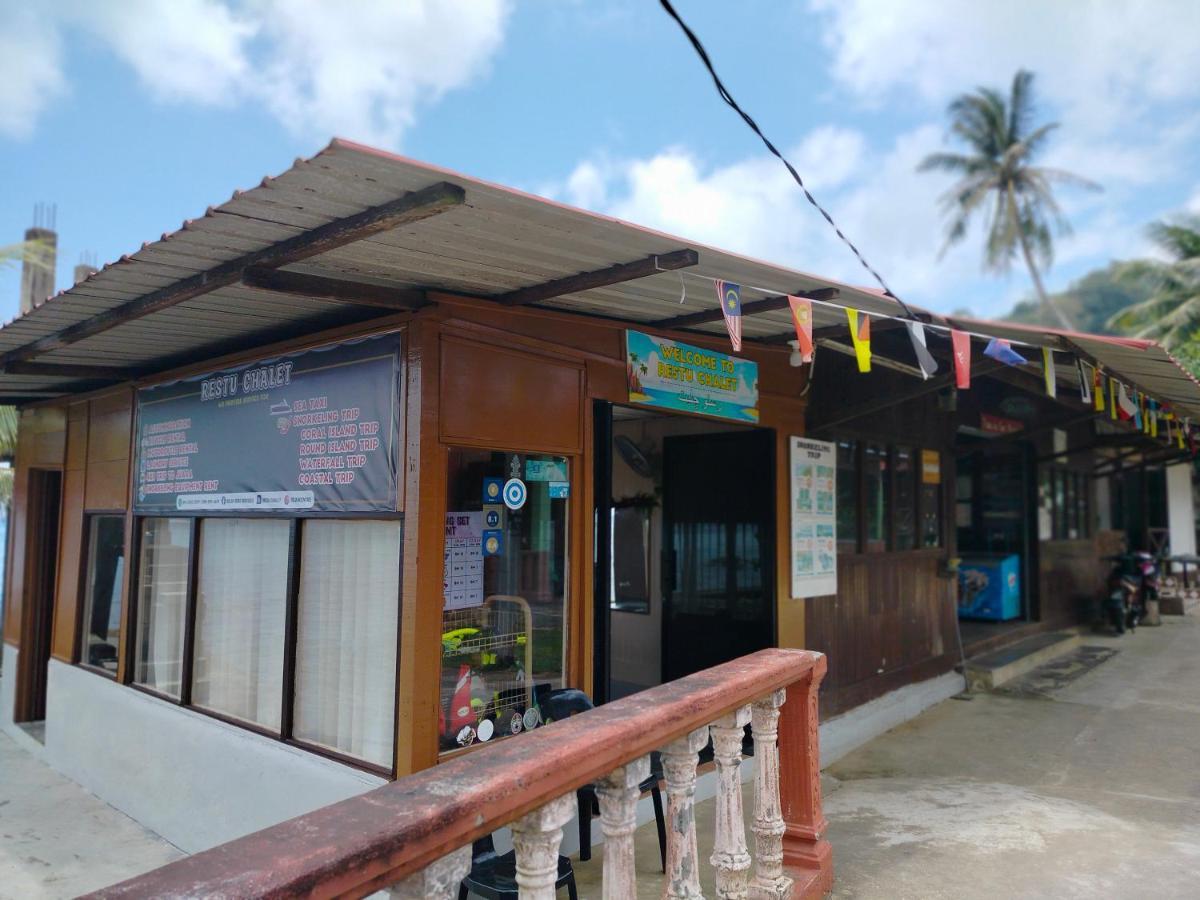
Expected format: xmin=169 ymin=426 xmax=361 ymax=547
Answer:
xmin=440 ymin=595 xmax=534 ymax=745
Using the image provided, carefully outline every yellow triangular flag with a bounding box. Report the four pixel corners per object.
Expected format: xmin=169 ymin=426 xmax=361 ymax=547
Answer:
xmin=846 ymin=308 xmax=871 ymax=373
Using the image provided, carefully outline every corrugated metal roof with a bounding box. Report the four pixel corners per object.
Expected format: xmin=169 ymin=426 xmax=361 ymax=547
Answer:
xmin=3 ymin=137 xmax=1199 ymax=424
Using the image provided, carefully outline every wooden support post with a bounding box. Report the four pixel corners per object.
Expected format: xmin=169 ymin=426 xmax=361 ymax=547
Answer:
xmin=596 ymin=755 xmax=652 ymax=899
xmin=777 ymin=655 xmax=833 ymax=899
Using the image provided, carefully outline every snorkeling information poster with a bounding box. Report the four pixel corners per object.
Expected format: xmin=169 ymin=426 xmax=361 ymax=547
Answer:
xmin=133 ymin=333 xmax=401 ymax=514
xmin=790 ymin=436 xmax=837 ymax=598
xmin=625 ymin=330 xmax=758 ymax=422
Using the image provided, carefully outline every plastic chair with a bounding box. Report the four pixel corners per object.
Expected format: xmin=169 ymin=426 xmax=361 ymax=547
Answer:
xmin=537 ymin=686 xmax=668 ymax=871
xmin=458 ymin=833 xmax=577 ymax=900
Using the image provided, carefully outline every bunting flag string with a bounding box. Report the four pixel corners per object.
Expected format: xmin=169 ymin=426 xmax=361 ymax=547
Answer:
xmin=1042 ymin=348 xmax=1058 ymax=398
xmin=846 ymin=308 xmax=871 ymax=372
xmin=1077 ymin=360 xmax=1091 ymax=404
xmin=983 ymin=337 xmax=1027 ymax=367
xmin=715 ymin=279 xmax=742 ymax=352
xmin=905 ymin=321 xmax=938 ymax=380
xmin=951 ymin=329 xmax=971 ymax=389
xmin=1109 ymin=378 xmax=1118 ymax=421
xmin=1094 ymin=367 xmax=1106 ymax=412
xmin=787 ymin=295 xmax=814 ymax=363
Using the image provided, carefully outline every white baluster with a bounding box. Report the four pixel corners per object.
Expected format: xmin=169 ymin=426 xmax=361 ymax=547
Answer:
xmin=661 ymin=726 xmax=709 ymax=900
xmin=388 ymin=844 xmax=471 ymax=899
xmin=750 ymin=689 xmax=792 ymax=900
xmin=511 ymin=793 xmax=576 ymax=900
xmin=596 ymin=755 xmax=651 ymax=900
xmin=710 ymin=705 xmax=753 ymax=899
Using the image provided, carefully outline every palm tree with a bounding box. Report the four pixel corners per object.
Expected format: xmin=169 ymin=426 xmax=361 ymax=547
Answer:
xmin=0 ymin=407 xmax=16 ymax=503
xmin=919 ymin=70 xmax=1099 ymax=330
xmin=1108 ymin=216 xmax=1200 ymax=350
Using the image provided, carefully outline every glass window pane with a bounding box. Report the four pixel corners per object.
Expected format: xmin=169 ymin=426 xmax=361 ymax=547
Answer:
xmin=864 ymin=442 xmax=890 ymax=552
xmin=836 ymin=440 xmax=858 ymax=551
xmin=134 ymin=518 xmax=191 ymax=697
xmin=192 ymin=519 xmax=290 ymax=731
xmin=294 ymin=519 xmax=402 ymax=767
xmin=894 ymin=446 xmax=916 ymax=551
xmin=440 ymin=449 xmax=569 ymax=753
xmin=79 ymin=516 xmax=126 ymax=673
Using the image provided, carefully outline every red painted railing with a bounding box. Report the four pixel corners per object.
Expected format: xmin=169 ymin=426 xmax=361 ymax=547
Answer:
xmin=86 ymin=648 xmax=831 ymax=899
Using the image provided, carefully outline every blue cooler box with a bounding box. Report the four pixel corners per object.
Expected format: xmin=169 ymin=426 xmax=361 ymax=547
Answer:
xmin=958 ymin=554 xmax=1021 ymax=621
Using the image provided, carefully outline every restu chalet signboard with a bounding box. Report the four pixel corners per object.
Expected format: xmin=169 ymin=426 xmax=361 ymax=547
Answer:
xmin=134 ymin=333 xmax=402 ymax=514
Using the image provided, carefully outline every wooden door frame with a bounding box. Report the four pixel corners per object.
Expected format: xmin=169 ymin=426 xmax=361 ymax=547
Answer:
xmin=14 ymin=467 xmax=63 ymax=723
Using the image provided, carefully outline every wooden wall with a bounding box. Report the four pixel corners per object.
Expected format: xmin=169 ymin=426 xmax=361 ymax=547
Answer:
xmin=2 ymin=405 xmax=67 ymax=646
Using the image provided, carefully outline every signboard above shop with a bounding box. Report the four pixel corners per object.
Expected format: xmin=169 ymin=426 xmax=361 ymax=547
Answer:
xmin=625 ymin=330 xmax=758 ymax=422
xmin=134 ymin=334 xmax=402 ymax=514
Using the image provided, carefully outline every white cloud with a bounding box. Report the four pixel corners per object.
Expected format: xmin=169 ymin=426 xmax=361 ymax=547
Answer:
xmin=3 ymin=0 xmax=511 ymax=147
xmin=0 ymin=8 xmax=66 ymax=138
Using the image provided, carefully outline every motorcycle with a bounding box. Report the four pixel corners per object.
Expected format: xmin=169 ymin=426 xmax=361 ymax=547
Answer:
xmin=1103 ymin=551 xmax=1159 ymax=634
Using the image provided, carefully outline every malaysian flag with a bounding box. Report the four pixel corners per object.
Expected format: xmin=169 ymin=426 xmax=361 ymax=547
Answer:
xmin=716 ymin=279 xmax=742 ymax=352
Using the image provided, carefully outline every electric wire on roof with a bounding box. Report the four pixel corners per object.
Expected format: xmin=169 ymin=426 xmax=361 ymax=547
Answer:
xmin=657 ymin=0 xmax=919 ymax=321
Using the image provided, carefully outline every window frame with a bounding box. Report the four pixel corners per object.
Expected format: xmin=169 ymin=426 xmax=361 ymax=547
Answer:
xmin=123 ymin=512 xmax=403 ymax=777
xmin=76 ymin=510 xmax=129 ymax=679
xmin=832 ymin=439 xmax=943 ymax=556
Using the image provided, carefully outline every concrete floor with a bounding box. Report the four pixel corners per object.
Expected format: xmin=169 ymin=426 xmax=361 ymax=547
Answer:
xmin=825 ymin=615 xmax=1200 ymax=899
xmin=0 ymin=728 xmax=182 ymax=899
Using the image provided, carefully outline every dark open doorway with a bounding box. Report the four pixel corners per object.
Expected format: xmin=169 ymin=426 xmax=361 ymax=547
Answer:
xmin=594 ymin=403 xmax=775 ymax=701
xmin=15 ymin=468 xmax=62 ymax=728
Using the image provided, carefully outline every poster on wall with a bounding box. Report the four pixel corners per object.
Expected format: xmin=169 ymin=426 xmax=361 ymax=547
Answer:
xmin=790 ymin=436 xmax=837 ymax=598
xmin=625 ymin=330 xmax=758 ymax=422
xmin=133 ymin=333 xmax=402 ymax=514
xmin=444 ymin=511 xmax=484 ymax=610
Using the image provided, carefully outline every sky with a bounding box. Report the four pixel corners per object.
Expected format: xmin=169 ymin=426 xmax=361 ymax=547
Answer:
xmin=3 ymin=0 xmax=1200 ymax=325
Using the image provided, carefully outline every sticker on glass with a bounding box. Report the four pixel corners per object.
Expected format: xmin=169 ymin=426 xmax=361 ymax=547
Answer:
xmin=483 ymin=477 xmax=503 ymax=504
xmin=483 ymin=504 xmax=504 ymax=529
xmin=523 ymin=707 xmax=541 ymax=731
xmin=456 ymin=725 xmax=477 ymax=747
xmin=503 ymin=477 xmax=527 ymax=510
xmin=526 ymin=459 xmax=568 ymax=482
xmin=477 ymin=718 xmax=494 ymax=742
xmin=548 ymin=481 xmax=569 ymax=499
xmin=482 ymin=530 xmax=503 ymax=557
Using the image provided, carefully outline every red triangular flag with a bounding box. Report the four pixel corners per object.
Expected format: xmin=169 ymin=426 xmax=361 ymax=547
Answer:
xmin=787 ymin=296 xmax=814 ymax=362
xmin=951 ymin=330 xmax=971 ymax=389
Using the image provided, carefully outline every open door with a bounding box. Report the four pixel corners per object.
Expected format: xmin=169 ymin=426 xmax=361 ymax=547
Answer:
xmin=661 ymin=430 xmax=775 ymax=682
xmin=15 ymin=468 xmax=62 ymax=726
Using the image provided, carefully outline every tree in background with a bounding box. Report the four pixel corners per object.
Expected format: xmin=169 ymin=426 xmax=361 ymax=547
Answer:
xmin=919 ymin=69 xmax=1098 ymax=331
xmin=1108 ymin=216 xmax=1200 ymax=363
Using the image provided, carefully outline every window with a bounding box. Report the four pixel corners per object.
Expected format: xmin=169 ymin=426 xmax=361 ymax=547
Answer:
xmin=79 ymin=515 xmax=126 ymax=674
xmin=294 ymin=519 xmax=402 ymax=768
xmin=863 ymin=442 xmax=890 ymax=552
xmin=836 ymin=440 xmax=858 ymax=551
xmin=920 ymin=450 xmax=943 ymax=548
xmin=1040 ymin=466 xmax=1091 ymax=541
xmin=133 ymin=518 xmax=191 ymax=698
xmin=894 ymin=447 xmax=917 ymax=551
xmin=192 ymin=519 xmax=290 ymax=730
xmin=439 ymin=448 xmax=570 ymax=753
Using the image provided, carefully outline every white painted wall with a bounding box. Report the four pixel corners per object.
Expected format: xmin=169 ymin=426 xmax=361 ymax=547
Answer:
xmin=41 ymin=660 xmax=385 ymax=853
xmin=1166 ymin=463 xmax=1196 ymax=559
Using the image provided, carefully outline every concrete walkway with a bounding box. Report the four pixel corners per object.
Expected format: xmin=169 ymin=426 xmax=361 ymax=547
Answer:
xmin=0 ymin=727 xmax=181 ymax=898
xmin=825 ymin=615 xmax=1200 ymax=898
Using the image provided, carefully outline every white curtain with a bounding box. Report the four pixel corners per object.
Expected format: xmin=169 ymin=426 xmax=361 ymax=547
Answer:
xmin=192 ymin=519 xmax=289 ymax=730
xmin=134 ymin=518 xmax=191 ymax=698
xmin=293 ymin=520 xmax=401 ymax=767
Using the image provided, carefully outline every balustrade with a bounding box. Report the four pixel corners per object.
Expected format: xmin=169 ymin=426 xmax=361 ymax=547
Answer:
xmin=86 ymin=649 xmax=831 ymax=900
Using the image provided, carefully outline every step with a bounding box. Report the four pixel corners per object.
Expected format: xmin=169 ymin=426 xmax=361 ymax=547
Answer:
xmin=965 ymin=630 xmax=1082 ymax=692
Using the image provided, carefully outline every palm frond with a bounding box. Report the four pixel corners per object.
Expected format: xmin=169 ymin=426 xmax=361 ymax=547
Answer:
xmin=1008 ymin=69 xmax=1036 ymax=142
xmin=0 ymin=407 xmax=17 ymax=457
xmin=1147 ymin=217 xmax=1200 ymax=262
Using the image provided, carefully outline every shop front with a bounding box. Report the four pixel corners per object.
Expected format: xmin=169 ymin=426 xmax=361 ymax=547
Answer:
xmin=3 ymin=141 xmax=1198 ymax=855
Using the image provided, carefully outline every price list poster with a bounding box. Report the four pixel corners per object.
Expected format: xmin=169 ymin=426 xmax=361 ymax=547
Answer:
xmin=789 ymin=436 xmax=837 ymax=598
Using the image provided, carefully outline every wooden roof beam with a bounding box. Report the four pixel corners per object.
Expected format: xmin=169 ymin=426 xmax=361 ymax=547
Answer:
xmin=658 ymin=287 xmax=838 ymax=331
xmin=1 ymin=361 xmax=137 ymax=380
xmin=241 ymin=268 xmax=428 ymax=311
xmin=496 ymin=249 xmax=698 ymax=307
xmin=0 ymin=181 xmax=465 ymax=367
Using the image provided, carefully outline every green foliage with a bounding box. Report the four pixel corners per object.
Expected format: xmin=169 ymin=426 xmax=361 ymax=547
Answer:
xmin=1006 ymin=263 xmax=1152 ymax=333
xmin=920 ymin=70 xmax=1099 ymax=329
xmin=1106 ymin=215 xmax=1200 ymax=352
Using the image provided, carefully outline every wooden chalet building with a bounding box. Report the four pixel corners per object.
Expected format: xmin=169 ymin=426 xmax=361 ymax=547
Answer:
xmin=2 ymin=140 xmax=1197 ymax=855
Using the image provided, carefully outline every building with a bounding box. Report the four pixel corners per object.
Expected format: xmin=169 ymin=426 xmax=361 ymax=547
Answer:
xmin=2 ymin=141 xmax=1196 ymax=855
